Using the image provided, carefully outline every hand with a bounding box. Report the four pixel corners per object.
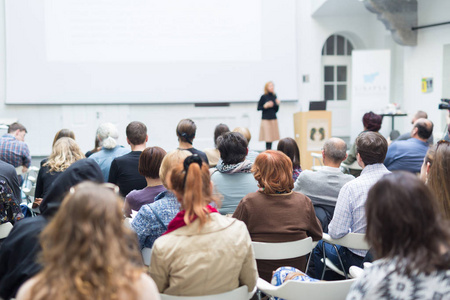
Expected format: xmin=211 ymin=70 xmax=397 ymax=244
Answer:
xmin=22 ymin=166 xmax=29 ymax=174
xmin=275 ymin=99 xmax=281 ymax=105
xmin=264 ymin=101 xmax=274 ymax=109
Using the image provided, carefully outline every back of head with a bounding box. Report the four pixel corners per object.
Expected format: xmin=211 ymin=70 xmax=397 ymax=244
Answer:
xmin=427 ymin=141 xmax=450 ymax=220
xmin=168 ymin=155 xmax=219 ymax=227
xmin=126 ymin=121 xmax=147 ymax=146
xmin=366 ymin=172 xmax=450 ymax=274
xmin=36 ymin=182 xmax=142 ymax=300
xmin=413 ymin=118 xmax=433 ymax=140
xmin=138 ymin=147 xmax=167 ymax=179
xmin=233 ymin=127 xmax=252 ymax=143
xmin=214 ymin=124 xmax=230 ymax=147
xmin=252 ymin=150 xmax=294 ymax=194
xmin=216 ymin=132 xmax=248 ymax=165
xmin=356 ymin=131 xmax=388 ymax=166
xmin=415 ymin=110 xmax=428 ymax=120
xmin=323 ymin=138 xmax=347 ymax=164
xmin=277 ymin=138 xmax=300 ymax=168
xmin=96 ymin=123 xmax=119 ymax=149
xmin=44 ymin=137 xmax=85 ymax=173
xmin=159 ymin=149 xmax=192 ymax=188
xmin=176 ymin=119 xmax=197 ymax=144
xmin=52 ymin=129 xmax=75 ymax=147
xmin=8 ymin=122 xmax=27 ymax=134
xmin=362 ymin=111 xmax=383 ymax=132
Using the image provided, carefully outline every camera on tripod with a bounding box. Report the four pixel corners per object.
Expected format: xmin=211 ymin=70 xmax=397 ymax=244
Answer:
xmin=439 ymin=99 xmax=450 ymax=110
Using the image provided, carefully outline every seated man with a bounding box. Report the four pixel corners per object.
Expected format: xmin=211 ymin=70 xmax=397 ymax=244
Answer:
xmin=293 ymin=138 xmax=354 ymax=232
xmin=108 ymin=121 xmax=148 ymax=197
xmin=211 ymin=132 xmax=258 ymax=215
xmin=312 ymin=132 xmax=390 ymax=279
xmin=384 ymin=118 xmax=433 ymax=173
xmin=395 ymin=110 xmax=433 ymax=145
xmin=0 ymin=122 xmax=31 ymax=174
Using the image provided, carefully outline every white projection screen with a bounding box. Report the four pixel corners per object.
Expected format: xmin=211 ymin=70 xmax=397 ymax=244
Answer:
xmin=5 ymin=0 xmax=298 ymax=104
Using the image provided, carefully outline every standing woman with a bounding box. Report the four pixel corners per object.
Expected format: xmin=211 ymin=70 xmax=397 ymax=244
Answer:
xmin=258 ymin=81 xmax=281 ymax=150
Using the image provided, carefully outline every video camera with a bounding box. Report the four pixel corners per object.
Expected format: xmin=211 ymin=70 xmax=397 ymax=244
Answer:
xmin=439 ymin=99 xmax=450 ymax=110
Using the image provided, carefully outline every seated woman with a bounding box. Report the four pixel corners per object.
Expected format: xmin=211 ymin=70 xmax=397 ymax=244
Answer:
xmin=35 ymin=137 xmax=84 ymax=203
xmin=211 ymin=132 xmax=258 ymax=215
xmin=233 ymin=150 xmax=322 ymax=282
xmin=203 ymin=123 xmax=230 ymax=167
xmin=131 ymin=149 xmax=191 ymax=249
xmin=149 ymin=155 xmax=257 ymax=296
xmin=421 ymin=141 xmax=450 ymax=220
xmin=40 ymin=129 xmax=76 ymax=166
xmin=277 ymin=137 xmax=302 ymax=181
xmin=347 ymin=172 xmax=450 ymax=299
xmin=16 ymin=182 xmax=160 ymax=300
xmin=176 ymin=119 xmax=209 ymax=164
xmin=124 ymin=147 xmax=167 ymax=217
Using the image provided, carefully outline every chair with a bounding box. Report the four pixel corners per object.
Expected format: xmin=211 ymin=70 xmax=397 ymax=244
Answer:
xmin=320 ymin=233 xmax=369 ymax=279
xmin=142 ymin=247 xmax=152 ymax=266
xmin=160 ymin=285 xmax=253 ymax=300
xmin=0 ymin=222 xmax=13 ymax=239
xmin=311 ymin=153 xmax=324 ymax=171
xmin=257 ymin=277 xmax=356 ymax=300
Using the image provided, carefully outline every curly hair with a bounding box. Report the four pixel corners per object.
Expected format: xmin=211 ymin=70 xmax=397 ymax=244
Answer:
xmin=27 ymin=182 xmax=144 ymax=300
xmin=252 ymin=150 xmax=294 ymax=194
xmin=43 ymin=138 xmax=85 ymax=173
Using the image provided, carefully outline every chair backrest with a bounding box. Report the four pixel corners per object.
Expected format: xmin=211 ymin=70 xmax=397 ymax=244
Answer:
xmin=160 ymin=285 xmax=249 ymax=300
xmin=142 ymin=247 xmax=152 ymax=266
xmin=0 ymin=222 xmax=13 ymax=239
xmin=252 ymin=237 xmax=313 ymax=260
xmin=323 ymin=233 xmax=369 ymax=250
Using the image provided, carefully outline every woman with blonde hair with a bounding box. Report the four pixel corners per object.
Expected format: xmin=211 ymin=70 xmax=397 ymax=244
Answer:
xmin=149 ymin=155 xmax=257 ymax=296
xmin=34 ymin=137 xmax=84 ymax=202
xmin=257 ymin=81 xmax=281 ymax=150
xmin=16 ymin=182 xmax=160 ymax=300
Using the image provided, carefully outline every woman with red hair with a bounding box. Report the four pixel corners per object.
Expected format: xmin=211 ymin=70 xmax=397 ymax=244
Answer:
xmin=233 ymin=150 xmax=323 ymax=282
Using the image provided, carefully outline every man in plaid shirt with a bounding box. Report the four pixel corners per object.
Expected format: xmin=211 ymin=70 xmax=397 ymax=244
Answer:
xmin=0 ymin=122 xmax=31 ymax=174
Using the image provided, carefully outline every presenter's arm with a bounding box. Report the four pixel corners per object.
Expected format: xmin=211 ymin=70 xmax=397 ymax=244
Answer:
xmin=257 ymin=96 xmax=266 ymax=111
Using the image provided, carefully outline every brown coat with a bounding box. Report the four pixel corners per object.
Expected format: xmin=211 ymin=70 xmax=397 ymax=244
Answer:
xmin=233 ymin=191 xmax=323 ymax=281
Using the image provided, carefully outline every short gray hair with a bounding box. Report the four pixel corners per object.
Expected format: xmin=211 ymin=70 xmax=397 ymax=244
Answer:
xmin=323 ymin=138 xmax=347 ymax=163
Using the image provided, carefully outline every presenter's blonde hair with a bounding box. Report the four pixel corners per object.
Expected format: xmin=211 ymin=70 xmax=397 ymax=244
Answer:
xmin=264 ymin=81 xmax=274 ymax=95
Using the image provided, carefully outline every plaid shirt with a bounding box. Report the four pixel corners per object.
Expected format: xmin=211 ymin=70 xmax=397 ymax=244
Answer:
xmin=328 ymin=163 xmax=390 ymax=256
xmin=0 ymin=134 xmax=31 ymax=168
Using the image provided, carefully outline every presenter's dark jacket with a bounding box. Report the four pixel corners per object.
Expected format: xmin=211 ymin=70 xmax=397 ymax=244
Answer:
xmin=257 ymin=93 xmax=279 ymax=120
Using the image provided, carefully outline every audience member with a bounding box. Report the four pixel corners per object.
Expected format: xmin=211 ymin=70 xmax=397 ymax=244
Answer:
xmin=124 ymin=147 xmax=167 ymax=217
xmin=40 ymin=129 xmax=76 ymax=166
xmin=89 ymin=123 xmax=129 ymax=181
xmin=203 ymin=123 xmax=229 ymax=167
xmin=211 ymin=132 xmax=258 ymax=215
xmin=16 ymin=182 xmax=160 ymax=300
xmin=0 ymin=160 xmax=21 ymax=204
xmin=176 ymin=119 xmax=209 ymax=164
xmin=421 ymin=141 xmax=450 ymax=220
xmin=395 ymin=110 xmax=433 ymax=144
xmin=0 ymin=122 xmax=31 ymax=174
xmin=384 ymin=118 xmax=433 ymax=173
xmin=131 ymin=149 xmax=191 ymax=249
xmin=233 ymin=127 xmax=259 ymax=162
xmin=0 ymin=159 xmax=103 ymax=300
xmin=343 ymin=112 xmax=382 ymax=176
xmin=85 ymin=135 xmax=101 ymax=158
xmin=150 ymin=155 xmax=257 ymax=296
xmin=293 ymin=138 xmax=354 ymax=232
xmin=277 ymin=137 xmax=302 ymax=181
xmin=233 ymin=150 xmax=322 ymax=282
xmin=35 ymin=138 xmax=84 ymax=202
xmin=313 ymin=132 xmax=390 ymax=278
xmin=108 ymin=121 xmax=148 ymax=196
xmin=346 ymin=172 xmax=450 ymax=300
xmin=0 ymin=178 xmax=23 ymax=228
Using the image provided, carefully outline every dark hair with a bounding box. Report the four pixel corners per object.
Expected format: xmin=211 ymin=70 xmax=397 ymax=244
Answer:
xmin=277 ymin=138 xmax=301 ymax=169
xmin=8 ymin=122 xmax=27 ymax=134
xmin=356 ymin=131 xmax=388 ymax=165
xmin=176 ymin=119 xmax=197 ymax=144
xmin=414 ymin=119 xmax=433 ymax=140
xmin=126 ymin=121 xmax=147 ymax=145
xmin=362 ymin=112 xmax=383 ymax=132
xmin=366 ymin=172 xmax=450 ymax=275
xmin=52 ymin=129 xmax=75 ymax=147
xmin=217 ymin=132 xmax=248 ymax=165
xmin=138 ymin=147 xmax=167 ymax=179
xmin=214 ymin=124 xmax=230 ymax=147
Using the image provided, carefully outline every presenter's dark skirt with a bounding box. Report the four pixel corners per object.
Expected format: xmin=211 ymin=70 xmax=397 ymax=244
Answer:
xmin=259 ymin=119 xmax=280 ymax=142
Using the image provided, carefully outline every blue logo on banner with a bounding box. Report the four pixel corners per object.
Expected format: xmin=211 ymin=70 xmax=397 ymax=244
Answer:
xmin=363 ymin=72 xmax=379 ymax=83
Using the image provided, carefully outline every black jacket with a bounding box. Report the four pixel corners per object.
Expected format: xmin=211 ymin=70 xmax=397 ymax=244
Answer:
xmin=257 ymin=93 xmax=279 ymax=120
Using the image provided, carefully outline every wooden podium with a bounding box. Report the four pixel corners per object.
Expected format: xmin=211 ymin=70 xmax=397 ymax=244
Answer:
xmin=293 ymin=111 xmax=332 ymax=171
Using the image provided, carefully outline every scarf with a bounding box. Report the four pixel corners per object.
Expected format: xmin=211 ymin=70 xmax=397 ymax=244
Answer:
xmin=163 ymin=205 xmax=218 ymax=235
xmin=215 ymin=160 xmax=252 ymax=174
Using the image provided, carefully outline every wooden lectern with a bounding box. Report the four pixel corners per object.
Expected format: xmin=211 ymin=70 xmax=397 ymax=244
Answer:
xmin=293 ymin=111 xmax=332 ymax=171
